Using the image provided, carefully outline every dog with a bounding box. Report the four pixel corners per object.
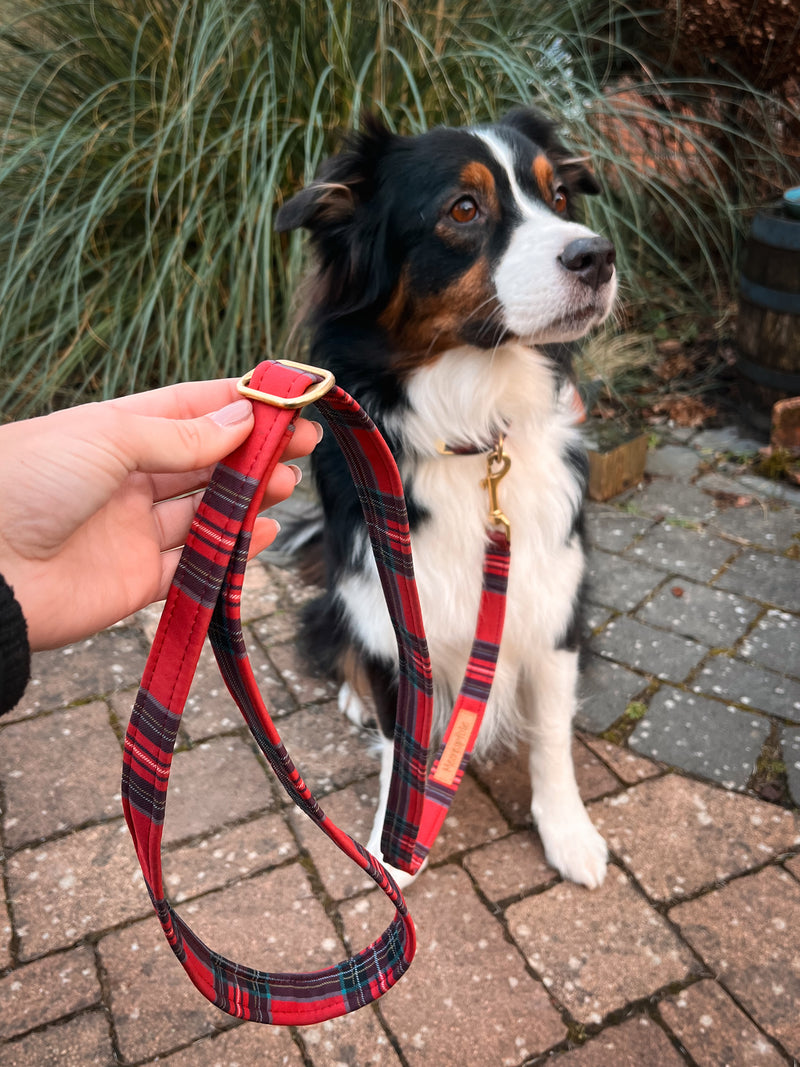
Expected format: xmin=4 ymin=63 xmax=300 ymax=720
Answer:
xmin=275 ymin=107 xmax=617 ymax=889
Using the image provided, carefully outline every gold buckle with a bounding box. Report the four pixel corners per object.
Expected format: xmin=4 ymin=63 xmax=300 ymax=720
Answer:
xmin=236 ymin=360 xmax=335 ymax=409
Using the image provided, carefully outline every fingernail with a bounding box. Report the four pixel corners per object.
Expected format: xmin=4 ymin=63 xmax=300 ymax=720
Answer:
xmin=311 ymin=421 xmax=324 ymax=443
xmin=288 ymin=464 xmax=303 ymax=485
xmin=208 ymin=398 xmax=252 ymax=427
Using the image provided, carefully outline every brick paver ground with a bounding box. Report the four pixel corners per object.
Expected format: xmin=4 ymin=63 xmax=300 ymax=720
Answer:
xmin=1 ymin=421 xmax=799 ymax=1065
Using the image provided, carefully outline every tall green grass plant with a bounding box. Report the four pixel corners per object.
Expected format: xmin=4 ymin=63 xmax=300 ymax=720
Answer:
xmin=0 ymin=0 xmax=797 ymax=415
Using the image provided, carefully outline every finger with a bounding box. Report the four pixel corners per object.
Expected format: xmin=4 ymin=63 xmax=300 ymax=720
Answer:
xmin=281 ymin=417 xmax=323 ymax=460
xmin=157 ymin=518 xmax=281 ymax=598
xmin=107 ymin=378 xmax=242 ymax=420
xmin=248 ymin=516 xmax=282 ymax=558
xmin=151 ymin=493 xmax=203 ymax=552
xmin=114 ymin=399 xmax=255 ymax=477
xmin=151 ymin=462 xmax=301 ymax=549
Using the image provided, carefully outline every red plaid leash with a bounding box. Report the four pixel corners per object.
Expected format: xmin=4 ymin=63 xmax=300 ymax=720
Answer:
xmin=121 ymin=359 xmax=509 ymax=1024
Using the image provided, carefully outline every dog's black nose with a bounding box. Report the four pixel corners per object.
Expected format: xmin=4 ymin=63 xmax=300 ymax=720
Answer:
xmin=559 ymin=237 xmax=616 ymax=290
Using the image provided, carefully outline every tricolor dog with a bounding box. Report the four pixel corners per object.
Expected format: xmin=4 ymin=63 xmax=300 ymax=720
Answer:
xmin=276 ymin=107 xmax=617 ymax=889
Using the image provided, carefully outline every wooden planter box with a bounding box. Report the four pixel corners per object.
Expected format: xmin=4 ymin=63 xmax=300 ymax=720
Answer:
xmin=586 ymin=430 xmax=648 ymax=502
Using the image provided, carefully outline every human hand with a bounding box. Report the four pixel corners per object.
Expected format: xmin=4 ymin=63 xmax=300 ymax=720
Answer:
xmin=0 ymin=379 xmax=320 ymax=650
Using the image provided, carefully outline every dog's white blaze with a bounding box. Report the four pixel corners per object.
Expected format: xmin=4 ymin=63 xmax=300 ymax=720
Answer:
xmin=473 ymin=128 xmax=617 ymax=344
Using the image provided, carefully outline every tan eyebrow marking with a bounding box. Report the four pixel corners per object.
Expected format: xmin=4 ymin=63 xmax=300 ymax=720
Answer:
xmin=458 ymin=161 xmax=499 ymax=215
xmin=533 ymin=155 xmax=554 ymax=202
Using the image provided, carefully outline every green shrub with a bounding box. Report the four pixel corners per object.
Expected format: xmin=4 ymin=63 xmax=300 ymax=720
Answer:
xmin=0 ymin=0 xmax=796 ymax=416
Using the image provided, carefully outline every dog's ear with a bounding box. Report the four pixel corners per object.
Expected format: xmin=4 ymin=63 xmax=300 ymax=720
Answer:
xmin=274 ymin=180 xmax=354 ymax=233
xmin=499 ymin=106 xmax=601 ymax=197
xmin=277 ymin=115 xmax=397 ymax=316
xmin=499 ymin=106 xmax=562 ymax=151
xmin=275 ymin=115 xmax=394 ymax=233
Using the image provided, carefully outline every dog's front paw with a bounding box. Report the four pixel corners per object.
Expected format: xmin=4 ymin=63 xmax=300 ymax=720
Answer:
xmin=534 ymin=806 xmax=608 ymax=890
xmin=338 ymin=682 xmax=368 ymax=728
xmin=365 ymin=832 xmax=426 ymax=892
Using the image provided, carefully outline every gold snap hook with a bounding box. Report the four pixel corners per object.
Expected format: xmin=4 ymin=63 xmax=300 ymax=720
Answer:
xmin=481 ymin=435 xmax=511 ymax=542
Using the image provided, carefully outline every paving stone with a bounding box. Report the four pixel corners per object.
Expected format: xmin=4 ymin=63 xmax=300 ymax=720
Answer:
xmin=126 ymin=637 xmax=291 ymax=742
xmin=692 ymin=426 xmax=764 ymax=456
xmin=714 ymin=551 xmax=800 ymax=613
xmin=507 ymin=867 xmax=697 ymax=1024
xmin=625 ymin=522 xmax=737 ymax=582
xmin=578 ymin=654 xmax=649 ymax=732
xmin=290 ymin=780 xmax=380 ymax=900
xmin=472 ymin=740 xmax=616 ymax=831
xmin=553 ymin=1015 xmax=686 ymax=1066
xmin=342 ymin=865 xmax=565 ymax=1066
xmin=7 ymin=628 xmax=149 ymax=722
xmin=162 ymin=813 xmax=298 ymax=903
xmin=251 ymin=608 xmax=311 ymax=647
xmin=7 ymin=821 xmax=148 ymax=960
xmin=153 ymin=1022 xmax=304 ymax=1066
xmin=163 ymin=735 xmax=275 ymax=846
xmin=583 ymin=506 xmax=654 ymax=551
xmin=103 ymin=866 xmax=339 ymax=1062
xmin=660 ymin=979 xmax=786 ymax=1067
xmin=736 ymin=472 xmax=800 ymax=507
xmin=462 ymin=831 xmax=558 ymax=901
xmin=593 ymin=775 xmax=800 ymax=902
xmin=782 ymin=727 xmax=800 ymax=806
xmin=302 ymin=1007 xmax=404 ymax=1066
xmin=585 ymin=550 xmax=666 ymax=611
xmin=572 ymin=735 xmax=622 ymax=798
xmin=583 ymin=602 xmax=613 ymax=632
xmin=177 ymin=864 xmax=341 ymax=974
xmin=100 ymin=915 xmax=233 ymax=1062
xmin=637 ymin=581 xmax=761 ymax=647
xmin=740 ymin=610 xmax=800 ymax=675
xmin=0 ymin=1010 xmax=115 ymax=1066
xmin=268 ymin=642 xmax=340 ymax=705
xmin=592 ymin=617 xmax=707 ymax=682
xmin=671 ymin=866 xmax=800 ymax=1058
xmin=428 ymin=772 xmax=509 ymax=861
xmin=578 ymin=736 xmax=662 ymax=784
xmin=645 ymin=443 xmax=702 ymax=479
xmin=691 ymin=654 xmax=800 ymax=721
xmin=472 ymin=747 xmax=532 ymax=828
xmin=627 ymin=481 xmax=719 ymax=522
xmin=0 ymin=945 xmax=101 ymax=1039
xmin=0 ymin=702 xmax=122 ymax=848
xmin=276 ymin=702 xmax=376 ymax=798
xmin=629 ymin=689 xmax=770 ymax=789
xmin=707 ymin=499 xmax=800 ymax=552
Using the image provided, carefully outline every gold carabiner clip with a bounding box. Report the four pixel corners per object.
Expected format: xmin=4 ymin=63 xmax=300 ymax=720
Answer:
xmin=481 ymin=435 xmax=511 ymax=543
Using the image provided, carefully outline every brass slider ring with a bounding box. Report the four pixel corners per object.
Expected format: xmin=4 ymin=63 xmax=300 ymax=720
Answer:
xmin=237 ymin=360 xmax=335 ymax=409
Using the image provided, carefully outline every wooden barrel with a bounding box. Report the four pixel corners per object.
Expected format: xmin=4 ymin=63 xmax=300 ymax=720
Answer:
xmin=737 ymin=201 xmax=800 ymax=407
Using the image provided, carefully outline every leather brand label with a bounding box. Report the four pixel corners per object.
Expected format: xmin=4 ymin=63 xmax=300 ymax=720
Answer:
xmin=432 ymin=707 xmax=478 ymax=786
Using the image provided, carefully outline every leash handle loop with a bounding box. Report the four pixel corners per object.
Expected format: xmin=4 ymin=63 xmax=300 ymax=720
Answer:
xmin=122 ymin=360 xmax=424 ymax=1024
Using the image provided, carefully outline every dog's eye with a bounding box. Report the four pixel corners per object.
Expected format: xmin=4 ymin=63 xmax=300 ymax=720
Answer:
xmin=450 ymin=196 xmax=479 ymax=223
xmin=553 ymin=188 xmax=569 ymax=215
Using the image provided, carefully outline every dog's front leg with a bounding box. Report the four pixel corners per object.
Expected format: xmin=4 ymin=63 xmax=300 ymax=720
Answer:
xmin=524 ymin=648 xmax=608 ymax=889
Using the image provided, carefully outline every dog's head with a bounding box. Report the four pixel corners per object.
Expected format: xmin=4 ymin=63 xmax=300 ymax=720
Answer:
xmin=276 ymin=108 xmax=617 ymax=363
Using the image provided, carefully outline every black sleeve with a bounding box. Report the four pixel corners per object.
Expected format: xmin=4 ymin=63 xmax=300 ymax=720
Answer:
xmin=0 ymin=574 xmax=31 ymax=715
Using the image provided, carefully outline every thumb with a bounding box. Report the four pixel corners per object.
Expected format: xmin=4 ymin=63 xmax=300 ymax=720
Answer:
xmin=121 ymin=398 xmax=255 ymax=474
